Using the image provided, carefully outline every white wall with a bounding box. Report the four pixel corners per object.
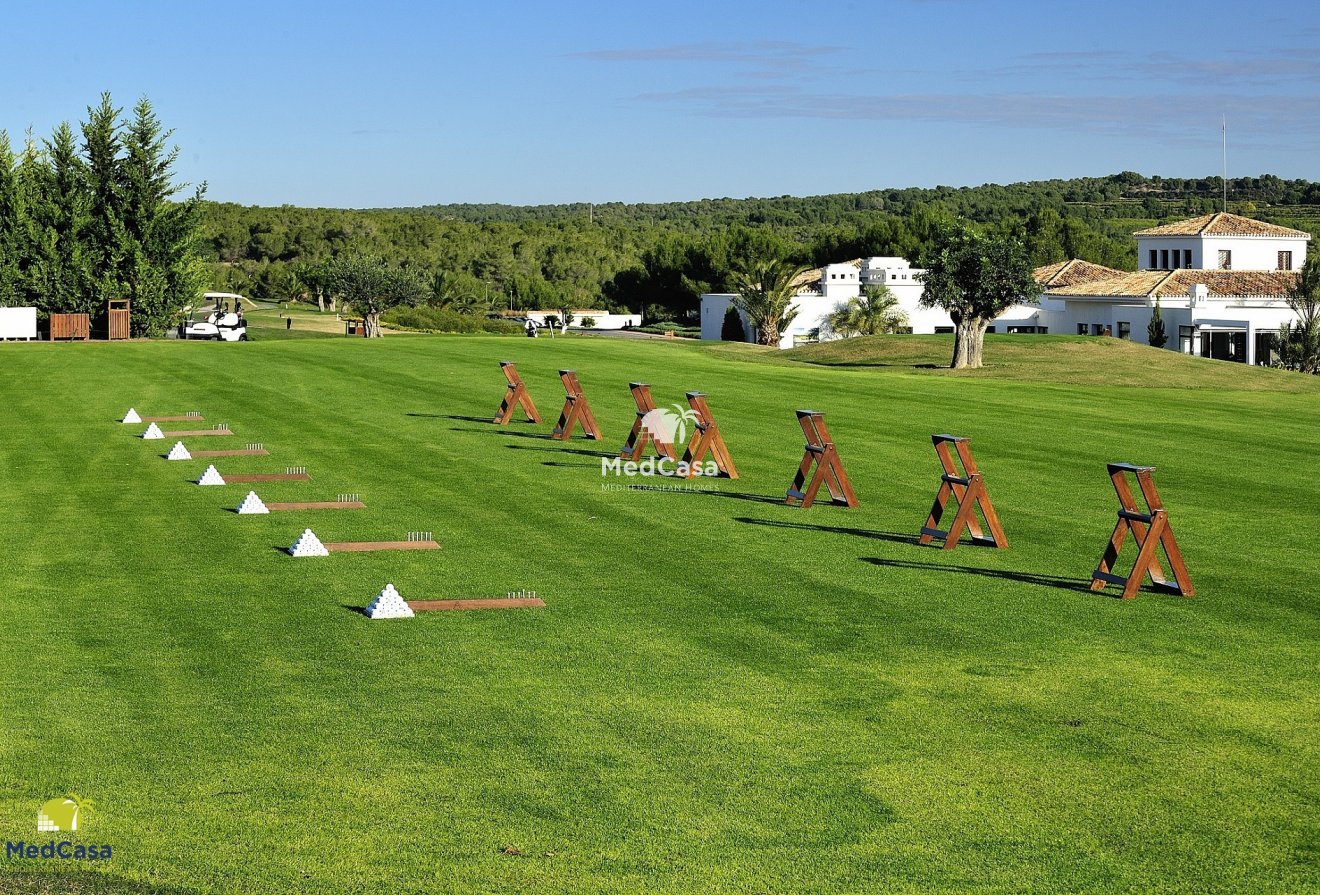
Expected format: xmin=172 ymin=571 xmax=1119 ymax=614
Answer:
xmin=522 ymin=311 xmax=641 ymax=330
xmin=1137 ymin=235 xmax=1307 ymax=270
xmin=0 ymin=306 xmax=37 ymax=340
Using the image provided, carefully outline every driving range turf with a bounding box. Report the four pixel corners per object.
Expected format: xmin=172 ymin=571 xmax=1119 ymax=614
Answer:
xmin=0 ymin=333 xmax=1316 ymax=894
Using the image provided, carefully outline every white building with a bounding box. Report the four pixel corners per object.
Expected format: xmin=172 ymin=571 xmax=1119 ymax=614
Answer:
xmin=702 ymin=212 xmax=1312 ymax=363
xmin=1033 ymin=213 xmax=1310 ymax=364
xmin=700 ymin=256 xmax=1041 ymax=348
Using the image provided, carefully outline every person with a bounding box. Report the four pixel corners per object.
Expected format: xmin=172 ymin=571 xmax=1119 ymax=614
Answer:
xmin=525 ymin=319 xmax=537 ymax=338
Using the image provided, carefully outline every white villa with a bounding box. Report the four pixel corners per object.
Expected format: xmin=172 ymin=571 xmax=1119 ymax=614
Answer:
xmin=1031 ymin=213 xmax=1309 ymax=364
xmin=699 ymin=256 xmax=1041 ymax=348
xmin=700 ymin=211 xmax=1311 ymax=364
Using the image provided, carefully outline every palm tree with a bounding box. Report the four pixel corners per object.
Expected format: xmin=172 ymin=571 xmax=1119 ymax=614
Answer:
xmin=825 ymin=284 xmax=908 ymax=337
xmin=1282 ymin=252 xmax=1320 ymax=373
xmin=730 ymin=257 xmax=809 ymax=347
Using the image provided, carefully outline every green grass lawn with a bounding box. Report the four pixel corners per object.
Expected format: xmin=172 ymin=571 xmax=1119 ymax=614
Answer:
xmin=0 ymin=334 xmax=1316 ymax=894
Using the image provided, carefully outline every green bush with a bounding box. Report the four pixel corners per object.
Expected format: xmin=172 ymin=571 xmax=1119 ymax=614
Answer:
xmin=383 ymin=306 xmax=522 ymax=334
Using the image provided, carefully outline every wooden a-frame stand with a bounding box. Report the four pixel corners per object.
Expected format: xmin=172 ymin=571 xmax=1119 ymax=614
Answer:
xmin=1091 ymin=464 xmax=1194 ymax=599
xmin=494 ymin=361 xmax=541 ymax=424
xmin=785 ymin=410 xmax=858 ymax=508
xmin=619 ymin=382 xmax=678 ymax=461
xmin=552 ymin=370 xmax=602 ymax=440
xmin=919 ymin=435 xmax=1008 ymax=550
xmin=679 ymin=392 xmax=737 ymax=479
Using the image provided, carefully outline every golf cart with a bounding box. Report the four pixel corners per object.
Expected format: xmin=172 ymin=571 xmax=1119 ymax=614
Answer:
xmin=182 ymin=292 xmax=248 ymax=341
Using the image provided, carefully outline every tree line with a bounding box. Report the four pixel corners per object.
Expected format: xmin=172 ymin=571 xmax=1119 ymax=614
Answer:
xmin=198 ymin=172 xmax=1319 ymax=323
xmin=0 ymin=94 xmax=207 ymax=336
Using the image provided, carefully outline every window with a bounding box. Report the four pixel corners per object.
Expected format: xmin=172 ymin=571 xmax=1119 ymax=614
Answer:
xmin=934 ymin=326 xmax=954 ymax=334
xmin=1007 ymin=325 xmax=1047 ymax=334
xmin=1219 ymin=249 xmax=1232 ymax=270
xmin=1092 ymin=324 xmax=1106 ymax=336
xmin=986 ymin=326 xmax=996 ymax=334
xmin=1149 ymin=249 xmax=1158 ymax=269
xmin=1184 ymin=249 xmax=1192 ymax=268
xmin=1160 ymin=249 xmax=1169 ymax=269
xmin=1077 ymin=323 xmax=1089 ymax=335
xmin=1117 ymin=321 xmax=1131 ymax=340
xmin=1279 ymin=251 xmax=1292 ymax=270
xmin=1178 ymin=324 xmax=1195 ymax=354
xmin=895 ymin=326 xmax=913 ymax=334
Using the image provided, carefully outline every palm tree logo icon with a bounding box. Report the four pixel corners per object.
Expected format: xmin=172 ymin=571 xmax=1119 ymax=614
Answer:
xmin=640 ymin=404 xmax=698 ymax=445
xmin=38 ymin=795 xmax=93 ymax=832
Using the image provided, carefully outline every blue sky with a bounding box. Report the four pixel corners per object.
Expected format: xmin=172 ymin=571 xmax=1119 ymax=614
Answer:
xmin=4 ymin=0 xmax=1318 ymax=207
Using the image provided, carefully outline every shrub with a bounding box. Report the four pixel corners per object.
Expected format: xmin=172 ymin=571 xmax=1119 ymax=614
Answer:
xmin=382 ymin=306 xmax=522 ymax=334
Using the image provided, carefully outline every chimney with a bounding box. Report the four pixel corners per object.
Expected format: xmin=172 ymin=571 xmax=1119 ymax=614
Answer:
xmin=1188 ymin=283 xmax=1209 ymax=304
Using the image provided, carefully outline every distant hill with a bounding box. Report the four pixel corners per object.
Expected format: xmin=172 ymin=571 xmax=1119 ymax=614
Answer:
xmin=200 ymin=172 xmax=1318 ymax=315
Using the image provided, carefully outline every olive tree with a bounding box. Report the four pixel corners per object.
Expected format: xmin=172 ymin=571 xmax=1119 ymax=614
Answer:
xmin=326 ymin=254 xmax=426 ymax=337
xmin=919 ymin=227 xmax=1038 ymax=369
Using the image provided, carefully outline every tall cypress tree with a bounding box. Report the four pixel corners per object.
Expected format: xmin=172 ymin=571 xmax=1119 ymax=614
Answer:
xmin=81 ymin=93 xmax=128 ymax=308
xmin=0 ymin=132 xmax=25 ymax=304
xmin=119 ymin=96 xmax=207 ymax=336
xmin=27 ymin=122 xmax=95 ymax=316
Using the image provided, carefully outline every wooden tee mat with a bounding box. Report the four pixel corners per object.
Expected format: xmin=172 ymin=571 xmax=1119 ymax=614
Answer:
xmin=165 ymin=428 xmax=232 ymax=437
xmin=190 ymin=448 xmax=269 ymax=457
xmin=325 ymin=539 xmax=440 ymax=553
xmin=266 ymin=500 xmax=365 ymax=511
xmin=407 ymin=597 xmax=544 ymax=611
xmin=221 ymin=472 xmax=311 ymax=483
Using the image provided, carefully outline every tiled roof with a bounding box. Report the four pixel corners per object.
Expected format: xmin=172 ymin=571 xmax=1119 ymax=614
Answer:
xmin=1048 ymin=268 xmax=1299 ymax=299
xmin=1033 ymin=259 xmax=1128 ymax=288
xmin=1134 ymin=212 xmax=1311 ymax=238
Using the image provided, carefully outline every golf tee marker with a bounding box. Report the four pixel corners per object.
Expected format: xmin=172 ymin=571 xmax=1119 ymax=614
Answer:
xmin=494 ymin=361 xmax=541 ymax=424
xmin=679 ymin=392 xmax=738 ymax=479
xmin=919 ymin=435 xmax=1008 ymax=550
xmin=551 ymin=370 xmax=602 ymax=441
xmin=1090 ymin=464 xmax=1194 ymax=599
xmin=620 ymin=382 xmax=678 ymax=462
xmin=785 ymin=410 xmax=858 ymax=509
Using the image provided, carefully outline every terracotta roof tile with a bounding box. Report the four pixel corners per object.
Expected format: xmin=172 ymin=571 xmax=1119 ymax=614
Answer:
xmin=1048 ymin=268 xmax=1298 ymax=299
xmin=1033 ymin=259 xmax=1128 ymax=288
xmin=1134 ymin=212 xmax=1311 ymax=238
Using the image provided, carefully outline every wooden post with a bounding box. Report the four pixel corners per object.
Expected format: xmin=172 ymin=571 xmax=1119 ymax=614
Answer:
xmin=918 ymin=435 xmax=1008 ymax=549
xmin=1090 ymin=464 xmax=1194 ymax=599
xmin=551 ymin=370 xmax=602 ymax=440
xmin=679 ymin=392 xmax=738 ymax=479
xmin=107 ymin=299 xmax=131 ymax=340
xmin=619 ymin=382 xmax=678 ymax=461
xmin=493 ymin=361 xmax=541 ymax=424
xmin=785 ymin=410 xmax=858 ymax=508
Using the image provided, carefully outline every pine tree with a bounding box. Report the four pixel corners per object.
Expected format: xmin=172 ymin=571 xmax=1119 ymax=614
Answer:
xmin=1148 ymin=297 xmax=1168 ymax=348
